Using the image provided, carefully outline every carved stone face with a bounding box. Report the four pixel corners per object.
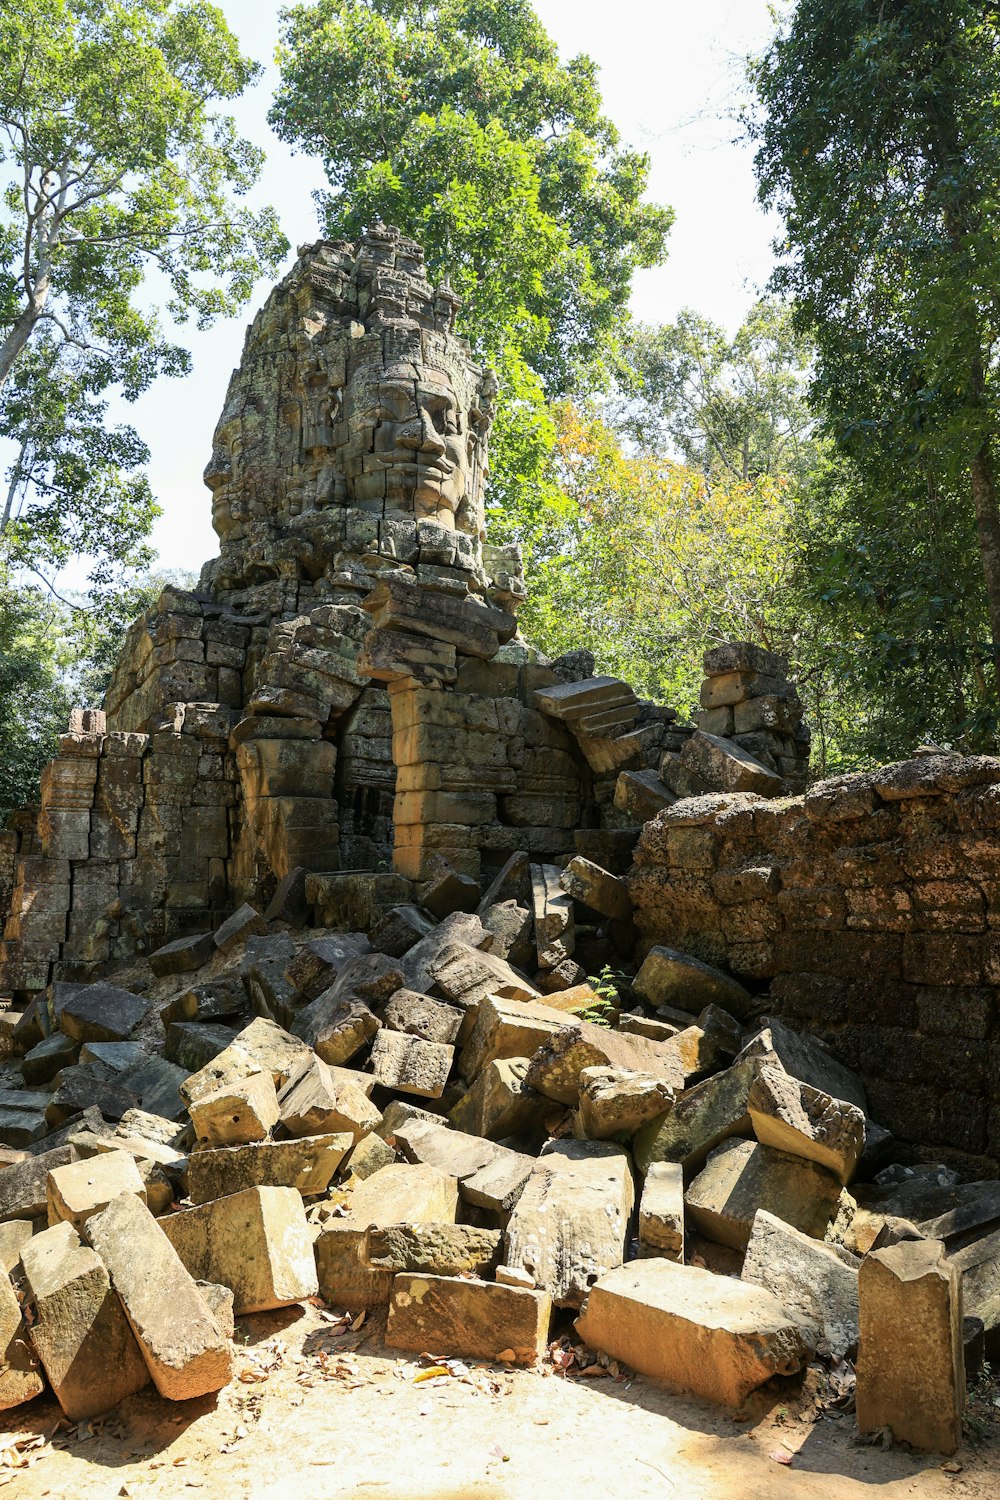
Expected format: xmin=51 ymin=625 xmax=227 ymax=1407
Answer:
xmin=343 ymin=365 xmax=485 ymax=529
xmin=203 ymin=233 xmax=495 ymax=573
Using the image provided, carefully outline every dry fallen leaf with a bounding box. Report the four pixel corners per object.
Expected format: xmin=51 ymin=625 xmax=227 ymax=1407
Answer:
xmin=769 ymin=1449 xmax=794 ymax=1466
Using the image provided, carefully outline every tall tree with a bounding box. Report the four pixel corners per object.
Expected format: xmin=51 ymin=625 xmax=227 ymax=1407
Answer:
xmin=270 ymin=0 xmax=671 ymax=518
xmin=613 ymin=299 xmax=820 ymax=486
xmin=0 ymin=0 xmax=287 ymax=588
xmin=750 ymin=0 xmax=1000 ymax=702
xmin=520 ymin=403 xmax=806 ymax=709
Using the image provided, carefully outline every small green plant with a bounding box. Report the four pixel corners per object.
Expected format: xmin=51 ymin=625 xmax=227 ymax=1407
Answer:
xmin=579 ymin=965 xmax=622 ymax=1028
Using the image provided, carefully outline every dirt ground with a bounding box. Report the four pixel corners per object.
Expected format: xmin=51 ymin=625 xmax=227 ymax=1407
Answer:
xmin=2 ymin=1303 xmax=998 ymax=1500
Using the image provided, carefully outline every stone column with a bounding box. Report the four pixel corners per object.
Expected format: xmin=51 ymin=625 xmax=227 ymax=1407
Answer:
xmin=856 ymin=1237 xmax=964 ymax=1455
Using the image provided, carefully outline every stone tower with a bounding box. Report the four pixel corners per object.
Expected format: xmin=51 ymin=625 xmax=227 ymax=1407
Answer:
xmin=0 ymin=228 xmax=682 ymax=996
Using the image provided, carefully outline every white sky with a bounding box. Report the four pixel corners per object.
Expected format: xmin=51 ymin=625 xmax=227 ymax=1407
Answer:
xmin=127 ymin=0 xmax=781 ymax=576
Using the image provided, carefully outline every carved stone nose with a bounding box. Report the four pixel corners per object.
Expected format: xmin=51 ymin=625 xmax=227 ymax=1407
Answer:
xmin=418 ymin=415 xmax=446 ymax=456
xmin=203 ymin=453 xmax=232 ymax=490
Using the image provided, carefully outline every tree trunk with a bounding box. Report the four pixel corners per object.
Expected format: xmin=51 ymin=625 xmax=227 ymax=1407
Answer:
xmin=970 ymin=435 xmax=1000 ymax=694
xmin=0 ymin=304 xmax=41 ymax=389
xmin=968 ymin=350 xmax=1000 ymax=696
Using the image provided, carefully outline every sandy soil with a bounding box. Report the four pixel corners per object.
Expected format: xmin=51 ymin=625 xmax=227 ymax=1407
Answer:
xmin=2 ymin=1303 xmax=998 ymax=1500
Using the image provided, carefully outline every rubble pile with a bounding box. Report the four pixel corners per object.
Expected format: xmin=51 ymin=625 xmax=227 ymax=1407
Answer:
xmin=0 ymin=854 xmax=992 ymax=1456
xmin=0 ymin=227 xmax=993 ymax=1463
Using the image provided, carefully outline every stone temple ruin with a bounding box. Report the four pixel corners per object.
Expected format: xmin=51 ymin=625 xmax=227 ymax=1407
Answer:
xmin=0 ymin=227 xmax=997 ymax=1461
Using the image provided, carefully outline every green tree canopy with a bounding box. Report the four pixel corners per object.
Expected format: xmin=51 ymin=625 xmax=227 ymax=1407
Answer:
xmin=0 ymin=0 xmax=288 ymax=591
xmin=270 ymin=0 xmax=671 ymax=519
xmin=750 ymin=0 xmax=1000 ymax=726
xmin=612 ymin=298 xmax=820 ymax=486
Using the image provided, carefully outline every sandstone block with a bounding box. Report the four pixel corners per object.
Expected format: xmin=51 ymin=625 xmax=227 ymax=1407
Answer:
xmin=503 ymin=1140 xmax=634 ymax=1307
xmin=577 ymin=1067 xmax=677 ymax=1140
xmin=421 ymin=866 xmax=480 ymax=920
xmin=188 ymin=1071 xmax=280 ymax=1147
xmin=0 ymin=1146 xmax=78 ymax=1222
xmin=291 ymin=993 xmax=381 ymax=1066
xmin=857 ymin=1239 xmax=964 ymax=1455
xmin=149 ymin=932 xmax=217 ymax=976
xmin=613 ymin=769 xmax=675 ymax=822
xmin=117 ymin=1055 xmax=190 ymax=1122
xmin=165 ymin=1022 xmax=237 ymax=1075
xmin=181 ymin=1018 xmax=310 ymax=1107
xmin=20 ymin=1220 xmax=148 ymax=1419
xmin=531 ymin=862 xmax=575 ymax=970
xmin=213 ymin=903 xmax=267 ymax=955
xmin=391 ymin=1118 xmax=532 ymax=1214
xmin=58 ymin=983 xmax=151 ymax=1043
xmin=749 ymin=1062 xmax=865 ymax=1186
xmin=382 ymin=988 xmax=463 ymax=1045
xmin=21 ymin=1032 xmax=78 ymax=1085
xmin=368 ymin=1029 xmax=453 ymax=1099
xmin=187 ymin=1135 xmax=352 ymax=1204
xmin=84 ymin=1192 xmax=231 ymax=1401
xmin=278 ymin=1058 xmax=382 ymax=1143
xmin=0 ymin=1263 xmax=44 ymax=1411
xmin=686 ymin=1138 xmax=843 ymax=1250
xmin=428 ymin=940 xmax=540 ymax=1013
xmin=576 ymin=1258 xmax=808 ymax=1406
xmin=314 ymin=1224 xmax=393 ymax=1311
xmin=365 ymin=1223 xmax=501 ymax=1277
xmin=559 ymin=856 xmax=633 ymax=921
xmin=47 ymin=1149 xmax=146 ymax=1232
xmin=681 ymin=730 xmax=784 ymax=796
xmin=739 ymin=1017 xmax=867 ymax=1112
xmin=448 ymin=1056 xmax=547 ymax=1140
xmin=161 ymin=1185 xmax=318 ymax=1314
xmin=344 ymin=1133 xmax=395 ymax=1182
xmin=634 ymin=946 xmax=751 ymax=1019
xmin=526 ymin=1024 xmax=684 ymax=1107
xmin=79 ymin=1040 xmax=148 ymax=1073
xmin=638 ymin=1161 xmax=684 ymax=1261
xmin=459 ymin=993 xmax=571 ymax=1081
xmin=633 ymin=1058 xmax=762 ymax=1175
xmin=387 ymin=1274 xmax=551 ymax=1365
xmin=741 ymin=1210 xmax=859 ymax=1358
xmin=0 ymin=1221 xmax=33 ymax=1272
xmin=345 ymin=1162 xmax=460 ymax=1228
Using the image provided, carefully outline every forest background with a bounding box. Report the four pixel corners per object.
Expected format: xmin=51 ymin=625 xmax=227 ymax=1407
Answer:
xmin=2 ymin=0 xmax=997 ymax=816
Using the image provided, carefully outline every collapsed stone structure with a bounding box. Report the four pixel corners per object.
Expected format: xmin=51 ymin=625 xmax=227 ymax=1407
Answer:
xmin=0 ymin=226 xmax=998 ymax=1460
xmin=630 ymin=753 xmax=1000 ymax=1169
xmin=0 ymin=226 xmax=804 ymax=1000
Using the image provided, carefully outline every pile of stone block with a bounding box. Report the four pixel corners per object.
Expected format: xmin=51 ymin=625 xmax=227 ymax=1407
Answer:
xmin=0 ymin=855 xmax=986 ymax=1457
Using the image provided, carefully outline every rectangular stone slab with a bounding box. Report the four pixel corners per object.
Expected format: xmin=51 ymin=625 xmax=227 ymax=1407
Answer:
xmin=685 ymin=1138 xmax=843 ymax=1251
xmin=742 ymin=1209 xmax=859 ymax=1359
xmin=575 ymin=1258 xmax=809 ymax=1407
xmin=0 ymin=1262 xmax=45 ymax=1411
xmin=0 ymin=1146 xmax=77 ymax=1222
xmin=47 ymin=1149 xmax=147 ymax=1231
xmin=160 ymin=1185 xmax=318 ymax=1314
xmin=386 ymin=1274 xmax=551 ymax=1365
xmin=84 ymin=1192 xmax=231 ymax=1401
xmin=639 ymin=1161 xmax=684 ymax=1261
xmin=57 ymin=984 xmax=152 ymax=1044
xmin=856 ymin=1238 xmax=964 ymax=1455
xmin=186 ymin=1135 xmax=353 ymax=1204
xmin=367 ymin=1029 xmax=454 ymax=1099
xmin=20 ymin=1220 xmax=149 ymax=1419
xmin=391 ymin=1118 xmax=532 ymax=1214
xmin=503 ymin=1140 xmax=634 ymax=1307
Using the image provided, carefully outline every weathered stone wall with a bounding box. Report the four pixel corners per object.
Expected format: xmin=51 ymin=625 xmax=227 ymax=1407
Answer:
xmin=629 ymin=754 xmax=1000 ymax=1167
xmin=0 ymin=705 xmax=236 ymax=993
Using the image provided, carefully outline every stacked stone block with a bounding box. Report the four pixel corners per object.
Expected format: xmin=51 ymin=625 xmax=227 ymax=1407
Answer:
xmin=629 ymin=753 xmax=1000 ymax=1165
xmin=689 ymin=642 xmax=810 ymax=793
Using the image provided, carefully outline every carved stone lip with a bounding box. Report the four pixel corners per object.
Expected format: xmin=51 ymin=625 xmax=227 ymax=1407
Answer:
xmin=378 ymin=456 xmax=455 ymax=478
